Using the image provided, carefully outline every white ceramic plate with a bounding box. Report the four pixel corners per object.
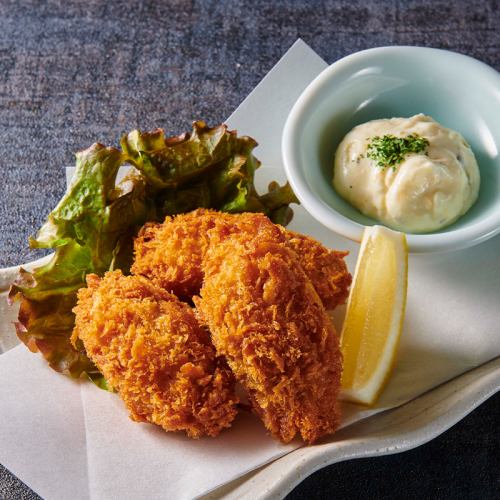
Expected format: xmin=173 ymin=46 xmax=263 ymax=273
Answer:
xmin=204 ymin=356 xmax=500 ymax=499
xmin=1 ymin=258 xmax=499 ymax=499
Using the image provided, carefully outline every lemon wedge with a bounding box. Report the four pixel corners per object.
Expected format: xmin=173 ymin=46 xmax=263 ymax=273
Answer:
xmin=340 ymin=225 xmax=408 ymax=406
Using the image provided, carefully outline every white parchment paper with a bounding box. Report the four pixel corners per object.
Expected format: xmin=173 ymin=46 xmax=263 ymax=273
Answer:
xmin=1 ymin=39 xmax=499 ymax=499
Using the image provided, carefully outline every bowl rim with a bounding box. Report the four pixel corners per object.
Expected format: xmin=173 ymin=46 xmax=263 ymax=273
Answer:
xmin=282 ymin=46 xmax=500 ymax=253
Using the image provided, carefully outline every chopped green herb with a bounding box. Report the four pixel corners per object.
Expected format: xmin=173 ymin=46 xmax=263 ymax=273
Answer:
xmin=366 ymin=134 xmax=429 ymax=170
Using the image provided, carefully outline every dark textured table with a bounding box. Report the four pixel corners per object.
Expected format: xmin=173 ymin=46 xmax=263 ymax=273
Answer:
xmin=0 ymin=1 xmax=498 ymax=499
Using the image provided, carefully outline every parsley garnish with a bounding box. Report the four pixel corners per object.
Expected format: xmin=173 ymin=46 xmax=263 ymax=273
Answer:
xmin=366 ymin=134 xmax=429 ymax=170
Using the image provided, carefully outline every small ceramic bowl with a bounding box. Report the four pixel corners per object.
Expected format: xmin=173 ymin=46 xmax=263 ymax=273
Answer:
xmin=282 ymin=46 xmax=500 ymax=253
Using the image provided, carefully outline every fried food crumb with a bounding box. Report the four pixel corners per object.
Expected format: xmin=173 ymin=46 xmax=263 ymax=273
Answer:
xmin=132 ymin=208 xmax=351 ymax=309
xmin=72 ymin=270 xmax=238 ymax=438
xmin=195 ymin=214 xmax=343 ymax=444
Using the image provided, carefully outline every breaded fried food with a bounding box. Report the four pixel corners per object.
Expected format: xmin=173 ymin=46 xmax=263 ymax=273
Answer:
xmin=284 ymin=231 xmax=351 ymax=310
xmin=131 ymin=209 xmax=234 ymax=300
xmin=195 ymin=214 xmax=342 ymax=444
xmin=132 ymin=208 xmax=351 ymax=308
xmin=72 ymin=270 xmax=238 ymax=438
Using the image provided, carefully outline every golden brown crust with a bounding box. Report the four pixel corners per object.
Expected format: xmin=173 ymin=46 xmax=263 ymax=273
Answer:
xmin=132 ymin=209 xmax=351 ymax=309
xmin=195 ymin=215 xmax=343 ymax=444
xmin=72 ymin=270 xmax=238 ymax=438
xmin=131 ymin=209 xmax=225 ymax=299
xmin=79 ymin=210 xmax=347 ymax=443
xmin=283 ymin=230 xmax=352 ymax=310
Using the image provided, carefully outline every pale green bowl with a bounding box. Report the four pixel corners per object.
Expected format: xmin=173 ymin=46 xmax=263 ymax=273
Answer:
xmin=282 ymin=47 xmax=500 ymax=253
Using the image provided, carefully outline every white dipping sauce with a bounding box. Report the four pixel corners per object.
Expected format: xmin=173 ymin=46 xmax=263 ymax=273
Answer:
xmin=333 ymin=114 xmax=480 ymax=233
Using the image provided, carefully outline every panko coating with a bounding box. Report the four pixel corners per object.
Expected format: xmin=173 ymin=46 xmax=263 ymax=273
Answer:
xmin=72 ymin=270 xmax=238 ymax=438
xmin=131 ymin=209 xmax=235 ymax=300
xmin=283 ymin=231 xmax=351 ymax=310
xmin=132 ymin=208 xmax=351 ymax=308
xmin=195 ymin=214 xmax=343 ymax=444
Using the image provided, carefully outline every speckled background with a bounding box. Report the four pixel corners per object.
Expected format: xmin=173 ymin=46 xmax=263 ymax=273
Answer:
xmin=0 ymin=1 xmax=498 ymax=499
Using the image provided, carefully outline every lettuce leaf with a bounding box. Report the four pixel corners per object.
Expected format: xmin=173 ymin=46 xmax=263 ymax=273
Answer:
xmin=9 ymin=122 xmax=298 ymax=381
xmin=9 ymin=144 xmax=150 ymax=377
xmin=122 ymin=121 xmax=297 ymax=224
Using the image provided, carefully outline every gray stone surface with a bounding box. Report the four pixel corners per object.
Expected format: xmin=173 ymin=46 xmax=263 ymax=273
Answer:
xmin=0 ymin=1 xmax=498 ymax=499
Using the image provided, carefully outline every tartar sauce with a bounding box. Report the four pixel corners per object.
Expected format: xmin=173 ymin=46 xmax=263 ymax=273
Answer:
xmin=333 ymin=114 xmax=480 ymax=233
